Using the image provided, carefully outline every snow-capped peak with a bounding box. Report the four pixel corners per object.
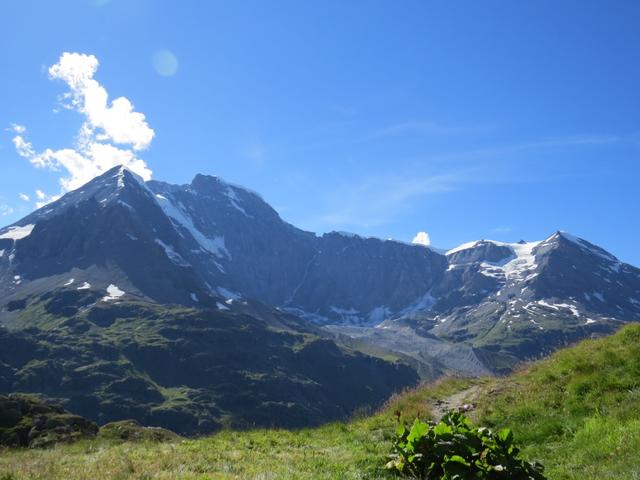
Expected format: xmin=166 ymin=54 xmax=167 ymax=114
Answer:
xmin=114 ymin=165 xmax=146 ymax=189
xmin=446 ymin=240 xmax=481 ymax=256
xmin=446 ymin=238 xmax=536 ymax=256
xmin=446 ymin=238 xmax=542 ymax=283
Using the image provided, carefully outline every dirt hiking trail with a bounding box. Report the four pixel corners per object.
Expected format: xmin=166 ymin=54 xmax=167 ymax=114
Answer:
xmin=430 ymin=385 xmax=481 ymax=421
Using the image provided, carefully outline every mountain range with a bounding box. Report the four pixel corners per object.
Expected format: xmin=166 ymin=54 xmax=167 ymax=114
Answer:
xmin=1 ymin=165 xmax=639 ymax=432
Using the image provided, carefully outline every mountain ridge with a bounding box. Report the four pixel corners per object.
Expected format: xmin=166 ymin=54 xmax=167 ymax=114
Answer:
xmin=1 ymin=165 xmax=639 ymax=375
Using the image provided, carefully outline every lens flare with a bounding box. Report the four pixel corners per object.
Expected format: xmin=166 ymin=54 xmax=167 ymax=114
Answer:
xmin=152 ymin=50 xmax=179 ymax=77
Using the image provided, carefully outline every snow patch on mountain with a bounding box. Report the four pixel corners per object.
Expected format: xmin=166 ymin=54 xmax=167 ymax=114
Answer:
xmin=216 ymin=301 xmax=230 ymax=311
xmin=446 ymin=240 xmax=480 ymax=255
xmin=116 ymin=167 xmax=126 ymax=189
xmin=446 ymin=239 xmax=541 ymax=283
xmin=154 ymin=193 xmax=230 ymax=259
xmin=155 ymin=239 xmax=190 ymax=266
xmin=479 ymin=263 xmax=506 ymax=279
xmin=224 ymin=186 xmax=250 ymax=217
xmin=115 ymin=166 xmax=147 ymax=189
xmin=537 ymin=299 xmax=560 ymax=310
xmin=501 ymin=241 xmax=541 ymax=281
xmin=216 ymin=286 xmax=241 ymax=300
xmin=0 ymin=224 xmax=35 ymax=241
xmin=537 ymin=299 xmax=580 ymax=317
xmin=102 ymin=284 xmax=125 ymax=301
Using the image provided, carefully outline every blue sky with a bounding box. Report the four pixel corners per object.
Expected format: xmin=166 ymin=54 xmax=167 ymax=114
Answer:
xmin=1 ymin=0 xmax=639 ymax=264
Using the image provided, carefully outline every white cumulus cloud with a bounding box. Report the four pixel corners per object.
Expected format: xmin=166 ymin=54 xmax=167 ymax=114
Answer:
xmin=33 ymin=189 xmax=60 ymax=208
xmin=19 ymin=193 xmax=30 ymax=202
xmin=11 ymin=52 xmax=154 ymax=194
xmin=412 ymin=231 xmax=431 ymax=246
xmin=36 ymin=194 xmax=60 ymax=209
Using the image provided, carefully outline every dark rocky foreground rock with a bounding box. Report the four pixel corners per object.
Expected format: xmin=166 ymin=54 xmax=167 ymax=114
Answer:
xmin=0 ymin=394 xmax=98 ymax=448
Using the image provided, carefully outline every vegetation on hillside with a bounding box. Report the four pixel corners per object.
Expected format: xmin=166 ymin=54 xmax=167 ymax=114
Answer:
xmin=0 ymin=294 xmax=417 ymax=434
xmin=387 ymin=411 xmax=546 ymax=479
xmin=0 ymin=324 xmax=638 ymax=479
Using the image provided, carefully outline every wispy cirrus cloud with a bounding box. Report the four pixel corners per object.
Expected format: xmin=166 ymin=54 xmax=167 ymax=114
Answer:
xmin=11 ymin=52 xmax=154 ymax=204
xmin=33 ymin=189 xmax=59 ymax=208
xmin=490 ymin=226 xmax=513 ymax=234
xmin=372 ymin=120 xmax=494 ymax=139
xmin=242 ymin=143 xmax=267 ymax=166
xmin=316 ymin=170 xmax=470 ymax=229
xmin=308 ymin=131 xmax=623 ymax=232
xmin=465 ymin=134 xmax=621 ymax=158
xmin=330 ymin=105 xmax=358 ymax=117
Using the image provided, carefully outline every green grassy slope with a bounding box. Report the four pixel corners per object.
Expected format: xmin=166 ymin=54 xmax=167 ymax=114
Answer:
xmin=1 ymin=325 xmax=639 ymax=480
xmin=475 ymin=324 xmax=640 ymax=479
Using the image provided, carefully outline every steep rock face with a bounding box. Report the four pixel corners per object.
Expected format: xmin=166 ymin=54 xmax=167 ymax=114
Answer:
xmin=288 ymin=232 xmax=447 ymax=323
xmin=147 ymin=175 xmax=318 ymax=306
